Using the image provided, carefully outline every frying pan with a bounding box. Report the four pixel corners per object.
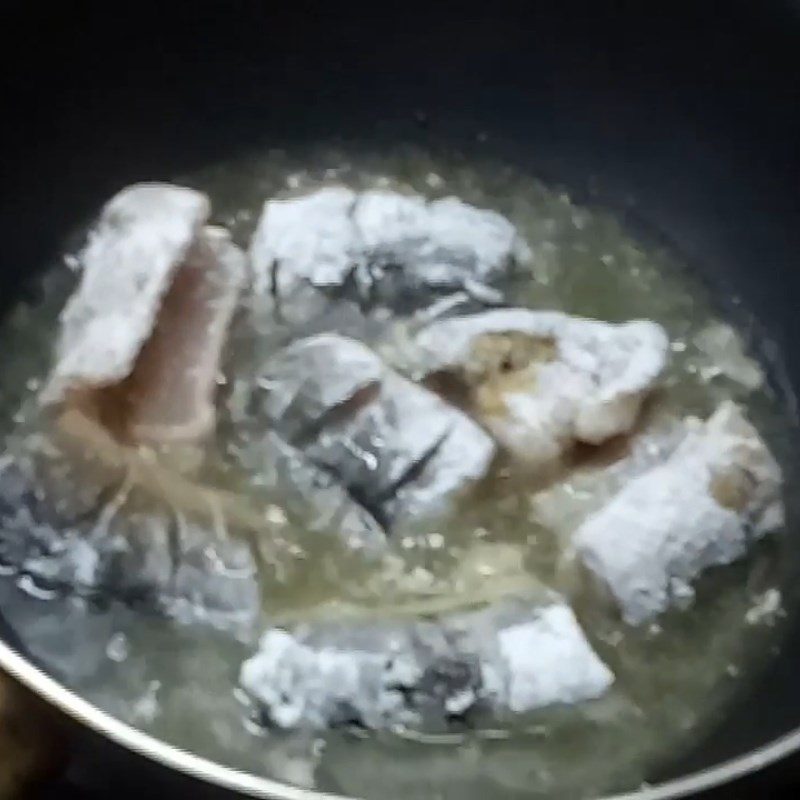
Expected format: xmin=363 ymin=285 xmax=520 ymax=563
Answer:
xmin=2 ymin=1 xmax=800 ymax=797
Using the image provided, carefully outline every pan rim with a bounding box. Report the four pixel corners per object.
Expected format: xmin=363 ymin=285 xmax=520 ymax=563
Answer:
xmin=0 ymin=637 xmax=794 ymax=800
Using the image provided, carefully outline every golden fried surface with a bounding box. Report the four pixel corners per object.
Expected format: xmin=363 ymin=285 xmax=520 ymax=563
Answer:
xmin=463 ymin=331 xmax=557 ymax=417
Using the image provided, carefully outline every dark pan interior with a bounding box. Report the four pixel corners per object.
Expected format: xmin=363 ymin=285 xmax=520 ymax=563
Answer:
xmin=3 ymin=2 xmax=800 ymax=796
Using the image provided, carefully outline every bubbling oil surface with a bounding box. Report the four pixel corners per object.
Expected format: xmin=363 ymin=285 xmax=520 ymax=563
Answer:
xmin=0 ymin=146 xmax=796 ymax=799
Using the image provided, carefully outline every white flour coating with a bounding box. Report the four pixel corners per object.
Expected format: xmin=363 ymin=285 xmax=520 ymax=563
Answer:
xmin=239 ymin=598 xmax=613 ymax=731
xmin=412 ymin=309 xmax=669 ymax=464
xmin=574 ymin=401 xmax=784 ymax=625
xmin=490 ymin=605 xmax=614 ymax=712
xmin=248 ymin=187 xmax=529 ymax=311
xmin=251 ymin=333 xmax=496 ymax=532
xmin=42 ymin=184 xmax=210 ymax=404
xmin=240 ymin=629 xmax=406 ymax=730
xmin=250 ymin=187 xmax=356 ymax=296
xmin=529 ymin=411 xmax=689 ymax=541
xmin=359 ymin=372 xmax=497 ymax=527
xmin=351 ymin=190 xmax=529 ymax=283
xmin=255 ymin=334 xmax=385 ymax=437
xmin=41 ymin=184 xmax=245 ymax=443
